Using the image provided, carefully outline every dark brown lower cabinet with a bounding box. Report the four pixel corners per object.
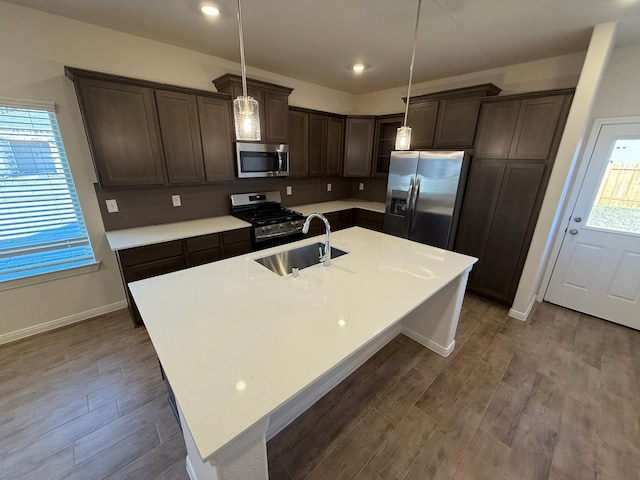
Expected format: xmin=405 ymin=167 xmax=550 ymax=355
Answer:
xmin=117 ymin=228 xmax=251 ymax=326
xmin=455 ymin=159 xmax=548 ymax=304
xmin=306 ymin=209 xmax=383 ymax=236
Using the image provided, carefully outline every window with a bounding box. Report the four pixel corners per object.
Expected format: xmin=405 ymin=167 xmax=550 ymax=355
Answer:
xmin=0 ymin=98 xmax=96 ymax=284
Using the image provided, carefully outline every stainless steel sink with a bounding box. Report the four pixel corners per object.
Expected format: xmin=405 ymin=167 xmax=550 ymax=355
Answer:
xmin=255 ymin=242 xmax=348 ymax=276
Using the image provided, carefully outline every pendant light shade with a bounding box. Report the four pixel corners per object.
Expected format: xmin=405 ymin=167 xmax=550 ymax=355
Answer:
xmin=395 ymin=126 xmax=412 ymax=151
xmin=395 ymin=0 xmax=422 ymax=151
xmin=233 ymin=96 xmax=260 ymax=141
xmin=233 ymin=0 xmax=261 ymax=141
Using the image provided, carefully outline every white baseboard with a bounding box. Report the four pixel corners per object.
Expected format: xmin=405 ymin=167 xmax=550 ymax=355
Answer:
xmin=508 ymin=295 xmax=537 ymax=322
xmin=185 ymin=456 xmax=197 ymax=480
xmin=0 ymin=300 xmax=128 ymax=346
xmin=266 ymin=324 xmax=402 ymax=441
xmin=401 ymin=326 xmax=455 ymax=357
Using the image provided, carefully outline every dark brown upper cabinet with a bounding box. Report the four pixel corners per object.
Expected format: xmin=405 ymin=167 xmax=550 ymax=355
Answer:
xmin=475 ymin=92 xmax=570 ymax=160
xmin=404 ymin=83 xmax=501 ymax=150
xmin=372 ymin=115 xmax=403 ymax=177
xmin=155 ymin=90 xmax=205 ymax=184
xmin=197 ymin=96 xmax=235 ymax=182
xmin=343 ymin=116 xmax=375 ymax=177
xmin=72 ymin=76 xmax=166 ymax=187
xmin=288 ymin=109 xmax=309 ymax=177
xmin=308 ymin=114 xmax=328 ymax=176
xmin=66 ymin=67 xmax=234 ymax=188
xmin=326 ymin=117 xmax=345 ymax=177
xmin=212 ymin=74 xmax=293 ymax=144
xmin=288 ymin=108 xmax=345 ymax=178
xmin=406 ymin=100 xmax=438 ymax=148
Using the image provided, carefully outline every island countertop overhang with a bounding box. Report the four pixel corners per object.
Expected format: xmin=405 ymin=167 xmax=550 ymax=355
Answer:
xmin=128 ymin=227 xmax=477 ymax=463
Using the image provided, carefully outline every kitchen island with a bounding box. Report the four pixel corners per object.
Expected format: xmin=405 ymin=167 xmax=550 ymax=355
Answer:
xmin=129 ymin=227 xmax=476 ymax=480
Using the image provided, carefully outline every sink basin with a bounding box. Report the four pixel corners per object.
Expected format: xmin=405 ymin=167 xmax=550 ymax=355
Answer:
xmin=255 ymin=242 xmax=348 ymax=276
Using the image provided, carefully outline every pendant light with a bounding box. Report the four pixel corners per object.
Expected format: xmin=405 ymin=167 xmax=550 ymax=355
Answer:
xmin=233 ymin=0 xmax=261 ymax=141
xmin=395 ymin=0 xmax=423 ymax=151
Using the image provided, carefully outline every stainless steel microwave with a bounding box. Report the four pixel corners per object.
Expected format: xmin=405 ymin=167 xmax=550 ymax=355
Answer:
xmin=236 ymin=143 xmax=289 ymax=178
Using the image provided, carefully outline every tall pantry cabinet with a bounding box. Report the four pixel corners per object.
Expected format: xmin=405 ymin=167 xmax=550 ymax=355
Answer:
xmin=455 ymin=90 xmax=573 ymax=304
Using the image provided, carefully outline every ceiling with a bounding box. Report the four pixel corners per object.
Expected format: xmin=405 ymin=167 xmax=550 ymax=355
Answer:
xmin=5 ymin=0 xmax=640 ymax=94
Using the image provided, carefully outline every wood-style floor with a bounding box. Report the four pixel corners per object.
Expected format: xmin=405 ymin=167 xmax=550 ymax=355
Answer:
xmin=1 ymin=295 xmax=639 ymax=480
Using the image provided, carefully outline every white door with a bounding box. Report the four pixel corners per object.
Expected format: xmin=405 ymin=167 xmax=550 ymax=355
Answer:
xmin=546 ymin=122 xmax=640 ymax=330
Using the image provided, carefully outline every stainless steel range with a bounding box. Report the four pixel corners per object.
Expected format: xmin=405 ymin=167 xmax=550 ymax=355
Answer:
xmin=230 ymin=191 xmax=305 ymax=248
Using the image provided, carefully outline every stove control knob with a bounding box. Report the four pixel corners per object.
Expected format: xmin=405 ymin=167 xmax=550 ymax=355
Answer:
xmin=264 ymin=226 xmax=271 ymax=233
xmin=279 ymin=224 xmax=284 ymax=229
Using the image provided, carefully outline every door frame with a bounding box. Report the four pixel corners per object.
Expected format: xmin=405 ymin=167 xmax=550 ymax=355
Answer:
xmin=538 ymin=115 xmax=640 ymax=302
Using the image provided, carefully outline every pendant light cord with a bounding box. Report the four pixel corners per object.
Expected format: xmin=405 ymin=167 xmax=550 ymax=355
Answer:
xmin=403 ymin=0 xmax=422 ymax=128
xmin=237 ymin=0 xmax=248 ymax=97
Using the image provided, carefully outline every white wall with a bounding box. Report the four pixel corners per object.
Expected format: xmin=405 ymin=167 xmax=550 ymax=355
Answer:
xmin=0 ymin=1 xmax=354 ymax=341
xmin=354 ymin=52 xmax=586 ymax=115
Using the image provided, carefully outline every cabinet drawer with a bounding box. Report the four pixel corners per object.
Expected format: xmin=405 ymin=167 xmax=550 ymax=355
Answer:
xmin=356 ymin=209 xmax=384 ymax=232
xmin=186 ymin=248 xmax=223 ymax=267
xmin=185 ymin=233 xmax=221 ymax=253
xmin=122 ymin=256 xmax=186 ymax=282
xmin=222 ymin=228 xmax=251 ymax=245
xmin=223 ymin=242 xmax=252 ymax=259
xmin=119 ymin=240 xmax=184 ymax=267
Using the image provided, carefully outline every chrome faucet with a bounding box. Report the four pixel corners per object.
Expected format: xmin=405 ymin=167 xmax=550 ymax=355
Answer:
xmin=302 ymin=213 xmax=331 ymax=266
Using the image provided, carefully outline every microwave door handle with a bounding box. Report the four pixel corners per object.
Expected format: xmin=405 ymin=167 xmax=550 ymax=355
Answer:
xmin=277 ymin=152 xmax=283 ymax=176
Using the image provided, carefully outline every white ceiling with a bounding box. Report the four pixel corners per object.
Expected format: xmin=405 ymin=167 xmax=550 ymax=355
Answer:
xmin=5 ymin=0 xmax=640 ymax=94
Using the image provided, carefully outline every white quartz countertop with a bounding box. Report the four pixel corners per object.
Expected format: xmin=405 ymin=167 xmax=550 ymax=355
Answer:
xmin=128 ymin=227 xmax=476 ymax=463
xmin=291 ymin=199 xmax=385 ymax=215
xmin=104 ymin=199 xmax=385 ymax=251
xmin=105 ymin=216 xmax=251 ymax=251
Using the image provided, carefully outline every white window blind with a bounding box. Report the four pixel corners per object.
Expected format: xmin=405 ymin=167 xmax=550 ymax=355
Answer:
xmin=0 ymin=98 xmax=96 ymax=283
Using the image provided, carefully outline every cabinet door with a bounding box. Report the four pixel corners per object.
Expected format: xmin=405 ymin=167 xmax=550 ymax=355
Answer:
xmin=474 ymin=100 xmax=520 ymax=159
xmin=197 ymin=96 xmax=234 ymax=182
xmin=434 ymin=96 xmax=482 ymax=147
xmin=474 ymin=161 xmax=546 ymax=303
xmin=155 ymin=90 xmax=205 ymax=184
xmin=509 ymin=96 xmax=565 ymax=159
xmin=76 ymin=78 xmax=165 ymax=186
xmin=343 ymin=117 xmax=374 ymax=177
xmin=288 ymin=110 xmax=309 ymax=177
xmin=326 ymin=117 xmax=345 ymax=177
xmin=264 ymin=93 xmax=289 ymax=143
xmin=372 ymin=116 xmax=403 ymax=177
xmin=406 ymin=100 xmax=438 ymax=148
xmin=308 ymin=114 xmax=328 ymax=177
xmin=454 ymin=159 xmax=507 ymax=289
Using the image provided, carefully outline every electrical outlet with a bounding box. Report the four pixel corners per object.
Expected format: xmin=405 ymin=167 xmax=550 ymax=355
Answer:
xmin=359 ymin=183 xmax=365 ymax=191
xmin=172 ymin=195 xmax=182 ymax=207
xmin=106 ymin=199 xmax=119 ymax=213
xmin=286 ymin=186 xmax=292 ymax=196
xmin=327 ymin=183 xmax=332 ymax=192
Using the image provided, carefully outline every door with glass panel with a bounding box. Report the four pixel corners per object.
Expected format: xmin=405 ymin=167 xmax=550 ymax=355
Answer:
xmin=546 ymin=122 xmax=640 ymax=329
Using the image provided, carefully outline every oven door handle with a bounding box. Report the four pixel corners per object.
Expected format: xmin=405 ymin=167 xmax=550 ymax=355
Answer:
xmin=256 ymin=229 xmax=302 ymax=241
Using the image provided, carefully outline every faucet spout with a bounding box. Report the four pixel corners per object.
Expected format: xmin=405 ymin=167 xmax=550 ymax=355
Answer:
xmin=302 ymin=213 xmax=332 ymax=266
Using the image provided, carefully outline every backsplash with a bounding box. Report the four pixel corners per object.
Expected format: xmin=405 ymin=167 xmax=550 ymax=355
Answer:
xmin=94 ymin=177 xmax=355 ymax=230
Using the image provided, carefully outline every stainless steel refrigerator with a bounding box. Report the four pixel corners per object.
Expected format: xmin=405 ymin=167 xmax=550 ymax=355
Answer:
xmin=383 ymin=150 xmax=469 ymax=250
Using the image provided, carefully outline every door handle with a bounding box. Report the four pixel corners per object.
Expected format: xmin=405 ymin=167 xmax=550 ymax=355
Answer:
xmin=410 ymin=177 xmax=421 ymax=231
xmin=569 ymin=229 xmax=579 ymax=235
xmin=404 ymin=178 xmax=415 ymax=229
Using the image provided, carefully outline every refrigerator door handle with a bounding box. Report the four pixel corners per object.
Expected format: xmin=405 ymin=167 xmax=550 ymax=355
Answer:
xmin=409 ymin=177 xmax=421 ymax=231
xmin=404 ymin=177 xmax=415 ymax=230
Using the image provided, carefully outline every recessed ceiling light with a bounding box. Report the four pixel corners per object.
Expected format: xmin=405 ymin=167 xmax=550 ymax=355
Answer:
xmin=352 ymin=64 xmax=366 ymax=73
xmin=201 ymin=5 xmax=220 ymax=16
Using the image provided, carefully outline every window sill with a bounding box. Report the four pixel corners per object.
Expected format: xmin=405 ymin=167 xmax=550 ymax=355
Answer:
xmin=0 ymin=261 xmax=102 ymax=292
